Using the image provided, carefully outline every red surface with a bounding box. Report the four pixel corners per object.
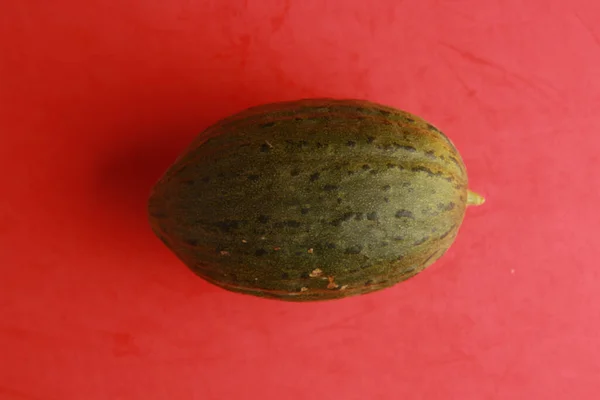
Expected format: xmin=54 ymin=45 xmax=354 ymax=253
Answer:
xmin=1 ymin=1 xmax=599 ymax=399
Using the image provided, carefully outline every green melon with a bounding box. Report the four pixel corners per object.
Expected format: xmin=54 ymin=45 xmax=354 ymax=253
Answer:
xmin=147 ymin=98 xmax=485 ymax=301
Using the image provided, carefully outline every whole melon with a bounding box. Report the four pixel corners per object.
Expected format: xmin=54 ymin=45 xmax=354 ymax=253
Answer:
xmin=147 ymin=98 xmax=485 ymax=301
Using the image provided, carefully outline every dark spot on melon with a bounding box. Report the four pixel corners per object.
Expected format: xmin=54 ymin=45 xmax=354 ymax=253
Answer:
xmin=258 ymin=215 xmax=270 ymax=224
xmin=362 ymin=164 xmax=371 ymax=170
xmin=364 ymin=280 xmax=374 ymax=286
xmin=282 ymin=220 xmax=301 ymax=228
xmin=253 ymin=227 xmax=268 ymax=236
xmin=383 ymin=185 xmax=391 ymax=191
xmin=347 ymin=140 xmax=356 ymax=147
xmin=290 ymin=168 xmax=300 ymax=176
xmin=347 ymin=170 xmax=355 ymax=175
xmin=397 ymin=144 xmax=416 ymax=152
xmin=260 ymin=144 xmax=271 ymax=152
xmin=384 ymin=197 xmax=390 ymax=203
xmin=354 ymin=213 xmax=364 ymax=221
xmin=149 ymin=210 xmax=167 ymax=218
xmin=281 ymin=272 xmax=290 ymax=279
xmin=260 ymin=122 xmax=276 ymax=128
xmin=425 ymin=150 xmax=437 ymax=159
xmin=394 ymin=236 xmax=404 ymax=241
xmin=367 ymin=136 xmax=375 ymax=143
xmin=183 ymin=238 xmax=198 ymax=246
xmin=412 ymin=166 xmax=435 ymax=177
xmin=342 ymin=212 xmax=355 ymax=221
xmin=378 ymin=109 xmax=391 ymax=116
xmin=386 ymin=163 xmax=396 ymax=169
xmin=413 ymin=236 xmax=430 ymax=245
xmin=437 ymin=202 xmax=456 ymax=211
xmin=367 ymin=212 xmax=378 ymax=221
xmin=215 ymin=220 xmax=241 ymax=232
xmin=300 ymin=272 xmax=310 ymax=279
xmin=405 ymin=117 xmax=415 ymax=122
xmin=255 ymin=249 xmax=267 ymax=256
xmin=310 ymin=172 xmax=320 ymax=182
xmin=323 ymin=184 xmax=339 ymax=191
xmin=301 ymin=207 xmax=310 ymax=215
xmin=329 ymin=219 xmax=342 ymax=227
xmin=395 ymin=210 xmax=414 ymax=219
xmin=369 ymin=170 xmax=378 ymax=175
xmin=345 ymin=245 xmax=363 ymax=254
xmin=330 ymin=212 xmax=355 ymax=226
xmin=315 ymin=115 xmax=332 ymax=122
xmin=326 ymin=242 xmax=337 ymax=249
xmin=247 ymin=174 xmax=260 ymax=181
xmin=337 ymin=198 xmax=343 ymax=204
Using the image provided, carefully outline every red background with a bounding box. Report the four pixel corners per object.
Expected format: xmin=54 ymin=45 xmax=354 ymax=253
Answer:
xmin=1 ymin=1 xmax=599 ymax=399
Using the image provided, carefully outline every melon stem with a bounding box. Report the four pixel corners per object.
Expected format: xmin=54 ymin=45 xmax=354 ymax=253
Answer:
xmin=467 ymin=190 xmax=485 ymax=206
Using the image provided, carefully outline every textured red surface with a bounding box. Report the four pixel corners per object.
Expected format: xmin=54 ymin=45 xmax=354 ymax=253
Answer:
xmin=1 ymin=1 xmax=599 ymax=399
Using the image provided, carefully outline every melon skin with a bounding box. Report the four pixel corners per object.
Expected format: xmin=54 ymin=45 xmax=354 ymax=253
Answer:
xmin=148 ymin=98 xmax=482 ymax=301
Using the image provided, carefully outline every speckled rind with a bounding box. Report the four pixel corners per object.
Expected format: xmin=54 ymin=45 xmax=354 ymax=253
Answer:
xmin=148 ymin=98 xmax=470 ymax=301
